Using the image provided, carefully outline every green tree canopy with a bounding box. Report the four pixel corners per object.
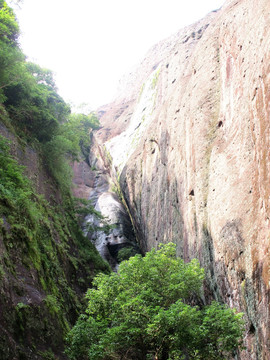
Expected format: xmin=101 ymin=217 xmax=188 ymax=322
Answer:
xmin=66 ymin=243 xmax=244 ymax=360
xmin=0 ymin=0 xmax=19 ymax=44
xmin=0 ymin=1 xmax=71 ymax=142
xmin=0 ymin=0 xmax=23 ymax=103
xmin=3 ymin=62 xmax=71 ymax=142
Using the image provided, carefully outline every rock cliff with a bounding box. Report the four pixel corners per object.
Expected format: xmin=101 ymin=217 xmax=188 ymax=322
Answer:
xmin=93 ymin=0 xmax=270 ymax=358
xmin=0 ymin=122 xmax=109 ymax=359
xmin=72 ymin=134 xmax=138 ymax=271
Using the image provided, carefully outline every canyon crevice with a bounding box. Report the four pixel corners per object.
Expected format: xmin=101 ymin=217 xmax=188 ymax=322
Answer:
xmin=87 ymin=0 xmax=270 ymax=358
xmin=72 ymin=135 xmax=137 ymax=271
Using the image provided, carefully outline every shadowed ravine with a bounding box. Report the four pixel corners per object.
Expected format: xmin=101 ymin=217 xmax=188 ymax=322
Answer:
xmin=72 ymin=139 xmax=138 ymax=271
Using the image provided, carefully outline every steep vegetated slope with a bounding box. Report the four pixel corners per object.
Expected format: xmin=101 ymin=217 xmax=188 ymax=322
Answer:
xmin=95 ymin=0 xmax=270 ymax=358
xmin=0 ymin=2 xmax=109 ymax=358
xmin=0 ymin=122 xmax=108 ymax=360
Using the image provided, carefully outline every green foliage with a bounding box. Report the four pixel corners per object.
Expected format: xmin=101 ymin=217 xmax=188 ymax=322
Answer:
xmin=0 ymin=4 xmax=109 ymax=357
xmin=0 ymin=131 xmax=109 ymax=357
xmin=0 ymin=0 xmax=19 ymax=44
xmin=59 ymin=112 xmax=99 ymax=159
xmin=26 ymin=62 xmax=57 ymax=90
xmin=45 ymin=295 xmax=61 ymax=315
xmin=117 ymin=246 xmax=139 ymax=262
xmin=0 ymin=133 xmax=104 ymax=279
xmin=0 ymin=135 xmax=32 ymax=208
xmin=0 ymin=1 xmax=71 ymax=142
xmin=0 ymin=33 xmax=24 ymax=104
xmin=0 ymin=2 xmax=26 ymax=98
xmin=66 ymin=243 xmax=244 ymax=360
xmin=73 ymin=197 xmax=114 ymax=235
xmin=74 ymin=197 xmax=105 ymax=223
xmin=4 ymin=65 xmax=71 ymax=142
xmin=15 ymin=302 xmax=29 ymax=311
xmin=0 ymin=0 xmax=106 ymax=286
xmin=42 ymin=112 xmax=99 ymax=192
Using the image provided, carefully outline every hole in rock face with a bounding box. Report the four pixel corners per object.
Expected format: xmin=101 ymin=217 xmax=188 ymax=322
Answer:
xmin=218 ymin=121 xmax=223 ymax=127
xmin=172 ymin=79 xmax=176 ymax=84
xmin=239 ymin=270 xmax=245 ymax=282
xmin=166 ymin=63 xmax=169 ymax=68
xmin=249 ymin=323 xmax=256 ymax=334
xmin=189 ymin=189 xmax=194 ymax=196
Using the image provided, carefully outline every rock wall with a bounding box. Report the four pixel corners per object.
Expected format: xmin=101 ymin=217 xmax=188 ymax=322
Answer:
xmin=95 ymin=0 xmax=270 ymax=358
xmin=72 ymin=135 xmax=137 ymax=271
xmin=0 ymin=122 xmax=109 ymax=359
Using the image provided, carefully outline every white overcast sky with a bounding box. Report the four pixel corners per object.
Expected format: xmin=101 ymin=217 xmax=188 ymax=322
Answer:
xmin=11 ymin=0 xmax=225 ymax=110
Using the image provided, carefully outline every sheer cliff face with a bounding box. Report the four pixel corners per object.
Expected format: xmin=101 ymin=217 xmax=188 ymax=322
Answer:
xmin=96 ymin=0 xmax=270 ymax=358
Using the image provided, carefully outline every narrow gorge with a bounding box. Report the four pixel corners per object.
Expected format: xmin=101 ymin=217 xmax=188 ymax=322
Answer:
xmin=0 ymin=0 xmax=269 ymax=358
xmin=73 ymin=0 xmax=270 ymax=358
xmin=72 ymin=135 xmax=138 ymax=271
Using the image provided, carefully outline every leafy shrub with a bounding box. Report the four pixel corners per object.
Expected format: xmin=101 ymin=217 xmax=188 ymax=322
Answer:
xmin=117 ymin=246 xmax=139 ymax=262
xmin=66 ymin=243 xmax=244 ymax=360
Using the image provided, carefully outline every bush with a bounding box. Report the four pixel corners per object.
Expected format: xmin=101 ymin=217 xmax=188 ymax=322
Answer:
xmin=66 ymin=243 xmax=244 ymax=360
xmin=117 ymin=246 xmax=139 ymax=262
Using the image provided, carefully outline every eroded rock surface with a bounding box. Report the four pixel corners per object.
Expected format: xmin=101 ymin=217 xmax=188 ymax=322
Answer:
xmin=94 ymin=0 xmax=270 ymax=358
xmin=72 ymin=139 xmax=137 ymax=271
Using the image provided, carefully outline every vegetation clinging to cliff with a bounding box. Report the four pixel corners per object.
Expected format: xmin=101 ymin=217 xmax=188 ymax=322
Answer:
xmin=0 ymin=2 xmax=110 ymax=358
xmin=0 ymin=0 xmax=101 ymax=147
xmin=0 ymin=130 xmax=110 ymax=358
xmin=0 ymin=0 xmax=101 ymax=192
xmin=0 ymin=0 xmax=69 ymax=142
xmin=43 ymin=112 xmax=100 ymax=192
xmin=66 ymin=243 xmax=244 ymax=360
